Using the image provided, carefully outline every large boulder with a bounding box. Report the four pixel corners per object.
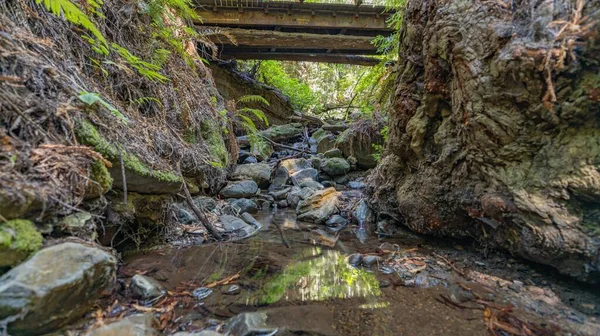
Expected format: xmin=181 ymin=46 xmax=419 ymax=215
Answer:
xmin=219 ymin=180 xmax=259 ymax=198
xmin=232 ymin=163 xmax=272 ymax=189
xmin=130 ymin=275 xmax=166 ymax=301
xmin=321 ymin=158 xmax=350 ymax=177
xmin=335 ymin=129 xmax=380 ymax=169
xmin=311 ymin=128 xmax=336 ymax=154
xmin=220 ymin=215 xmax=251 ymax=231
xmin=0 ymin=242 xmax=116 ymax=334
xmin=367 ymin=0 xmax=600 ymax=282
xmin=286 ymin=187 xmax=315 ymax=208
xmin=0 ymin=220 xmax=43 ymax=268
xmin=296 ymin=188 xmax=340 ymax=224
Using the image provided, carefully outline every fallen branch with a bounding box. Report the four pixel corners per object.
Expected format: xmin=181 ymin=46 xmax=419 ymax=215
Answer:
xmin=177 ymin=164 xmax=223 ymax=241
xmin=204 ymin=273 xmax=240 ymax=288
xmin=259 ymin=134 xmax=308 ymax=153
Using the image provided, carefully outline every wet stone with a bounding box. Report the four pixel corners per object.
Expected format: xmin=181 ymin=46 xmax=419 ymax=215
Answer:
xmin=269 ymin=187 xmax=291 ymax=201
xmin=299 ymin=180 xmax=324 ymax=190
xmin=277 ymin=200 xmax=289 ymax=208
xmin=192 ymin=287 xmax=213 ymax=300
xmin=270 ymin=166 xmax=290 ymax=191
xmin=241 ymin=213 xmax=262 ymax=230
xmin=228 ymin=198 xmax=259 ymax=215
xmin=219 ymin=181 xmax=259 ymax=199
xmin=326 ymin=215 xmax=348 ymax=227
xmin=225 ymin=312 xmax=278 ymax=336
xmin=175 ymin=207 xmax=195 ymax=225
xmin=324 ymin=148 xmax=343 ymax=158
xmin=348 ymin=181 xmax=366 ymax=189
xmin=220 ymin=215 xmax=250 ymax=231
xmin=243 ymin=156 xmax=258 ymax=164
xmin=347 ymin=253 xmax=363 ymax=267
xmin=221 ymin=284 xmax=241 ymax=295
xmin=362 ymin=255 xmax=383 ymax=267
xmin=88 ymin=314 xmax=157 ymax=336
xmin=193 ymin=197 xmax=218 ymax=212
xmin=290 ymin=168 xmax=319 ymax=186
xmin=130 ymin=274 xmax=166 ymax=301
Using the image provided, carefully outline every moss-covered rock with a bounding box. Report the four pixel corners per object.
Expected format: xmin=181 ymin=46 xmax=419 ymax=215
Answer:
xmin=322 ymin=158 xmax=350 ymax=177
xmin=77 ymin=119 xmax=183 ymax=194
xmin=87 ymin=160 xmax=113 ymax=197
xmin=0 ymin=220 xmax=43 ymax=268
xmin=200 ymin=119 xmax=229 ymax=168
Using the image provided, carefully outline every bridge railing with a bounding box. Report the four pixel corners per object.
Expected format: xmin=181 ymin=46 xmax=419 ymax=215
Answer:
xmin=206 ymin=0 xmax=389 ymax=8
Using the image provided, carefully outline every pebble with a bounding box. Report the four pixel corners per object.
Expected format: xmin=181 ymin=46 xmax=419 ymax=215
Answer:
xmin=221 ymin=284 xmax=241 ymax=295
xmin=192 ymin=287 xmax=213 ymax=300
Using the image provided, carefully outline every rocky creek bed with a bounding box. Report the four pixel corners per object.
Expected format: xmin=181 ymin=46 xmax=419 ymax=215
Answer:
xmin=1 ymin=124 xmax=599 ymax=336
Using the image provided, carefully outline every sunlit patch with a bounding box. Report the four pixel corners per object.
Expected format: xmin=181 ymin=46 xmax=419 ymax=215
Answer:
xmin=359 ymin=301 xmax=390 ymax=309
xmin=247 ymin=247 xmax=381 ymax=304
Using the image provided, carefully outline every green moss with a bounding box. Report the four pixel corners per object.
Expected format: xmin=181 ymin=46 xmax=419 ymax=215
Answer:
xmin=311 ymin=128 xmax=328 ymax=142
xmin=0 ymin=220 xmax=43 ymax=267
xmin=76 ymin=119 xmax=181 ymax=184
xmin=261 ymin=123 xmax=303 ymax=139
xmin=335 ymin=129 xmax=352 ymax=145
xmin=90 ymin=160 xmax=113 ymax=194
xmin=200 ymin=119 xmax=228 ymax=167
xmin=183 ymin=127 xmax=198 ymax=144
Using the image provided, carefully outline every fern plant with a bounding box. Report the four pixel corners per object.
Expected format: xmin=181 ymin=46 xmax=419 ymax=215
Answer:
xmin=35 ymin=0 xmax=107 ymax=50
xmin=111 ymin=43 xmax=169 ymax=83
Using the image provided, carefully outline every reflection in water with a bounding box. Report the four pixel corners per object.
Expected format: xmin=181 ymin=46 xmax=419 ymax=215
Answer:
xmin=248 ymin=247 xmax=381 ymax=305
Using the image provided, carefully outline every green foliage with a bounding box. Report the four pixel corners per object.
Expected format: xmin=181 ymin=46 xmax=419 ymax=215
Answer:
xmin=35 ymin=0 xmax=107 ymax=49
xmin=238 ymin=95 xmax=270 ymax=106
xmin=255 ymin=61 xmax=317 ymax=110
xmin=79 ymin=91 xmax=128 ymax=123
xmin=372 ymin=126 xmax=388 ymax=162
xmin=111 ymin=43 xmax=169 ymax=83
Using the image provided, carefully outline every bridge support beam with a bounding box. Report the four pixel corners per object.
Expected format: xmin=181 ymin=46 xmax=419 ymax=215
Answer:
xmin=220 ymin=52 xmax=380 ymax=66
xmin=203 ymin=27 xmax=377 ymax=51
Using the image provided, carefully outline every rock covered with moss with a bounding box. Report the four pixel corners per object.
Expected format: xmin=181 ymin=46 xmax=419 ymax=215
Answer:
xmin=0 ymin=220 xmax=43 ymax=268
xmin=0 ymin=242 xmax=116 ymax=334
xmin=368 ymin=0 xmax=600 ymax=282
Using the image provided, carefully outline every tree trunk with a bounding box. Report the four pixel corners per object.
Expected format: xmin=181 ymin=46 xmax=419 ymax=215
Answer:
xmin=368 ymin=0 xmax=600 ymax=283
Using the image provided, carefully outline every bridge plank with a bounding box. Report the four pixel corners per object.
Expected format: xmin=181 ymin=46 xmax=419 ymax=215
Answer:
xmin=220 ymin=52 xmax=380 ymax=65
xmin=203 ymin=27 xmax=377 ymax=51
xmin=195 ymin=9 xmax=391 ymax=30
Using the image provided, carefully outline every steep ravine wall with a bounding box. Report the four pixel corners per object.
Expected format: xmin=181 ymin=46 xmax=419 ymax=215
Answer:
xmin=368 ymin=0 xmax=600 ymax=283
xmin=0 ymin=0 xmax=231 ymax=221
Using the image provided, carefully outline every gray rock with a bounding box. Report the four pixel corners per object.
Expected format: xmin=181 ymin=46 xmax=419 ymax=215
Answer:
xmin=299 ymin=180 xmax=324 ymax=190
xmin=130 ymin=275 xmax=166 ymax=300
xmin=277 ymin=200 xmax=289 ymax=208
xmin=221 ymin=284 xmax=241 ymax=295
xmin=348 ymin=181 xmax=366 ymax=189
xmin=353 ymin=199 xmax=372 ymax=226
xmin=281 ymin=158 xmax=312 ymax=175
xmin=262 ymin=201 xmax=272 ymax=209
xmin=193 ymin=197 xmax=218 ymax=212
xmin=243 ymin=156 xmax=258 ymax=164
xmin=219 ymin=181 xmax=259 ymax=199
xmin=237 ymin=150 xmax=251 ymax=163
xmin=347 ymin=253 xmax=363 ymax=267
xmin=290 ymin=168 xmax=319 ymax=186
xmin=229 ymin=198 xmax=259 ymax=214
xmin=334 ymin=175 xmax=350 ymax=185
xmin=57 ymin=212 xmax=94 ymax=235
xmin=88 ymin=314 xmax=157 ymax=336
xmin=362 ymin=255 xmax=383 ymax=267
xmin=322 ymin=158 xmax=350 ymax=177
xmin=232 ymin=163 xmax=272 ymax=189
xmin=326 ymin=215 xmax=348 ymax=227
xmin=269 ymin=187 xmax=291 ymax=201
xmin=225 ymin=312 xmax=278 ymax=336
xmin=175 ymin=206 xmax=195 ymax=224
xmin=192 ymin=287 xmax=213 ymax=300
xmin=296 ymin=188 xmax=340 ymax=224
xmin=171 ymin=332 xmax=224 ymax=336
xmin=324 ymin=148 xmax=343 ymax=158
xmin=220 ymin=215 xmax=250 ymax=231
xmin=0 ymin=242 xmax=116 ymax=334
xmin=286 ymin=187 xmax=315 ymax=208
xmin=270 ymin=166 xmax=290 ymax=191
xmin=241 ymin=213 xmax=262 ymax=229
xmin=317 ymin=134 xmax=336 ymax=154
xmin=321 ymin=181 xmax=335 ymax=188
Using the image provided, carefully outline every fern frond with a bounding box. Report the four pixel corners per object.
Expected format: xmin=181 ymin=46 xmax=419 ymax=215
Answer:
xmin=36 ymin=0 xmax=107 ymax=47
xmin=237 ymin=108 xmax=269 ymax=127
xmin=111 ymin=43 xmax=169 ymax=82
xmin=238 ymin=95 xmax=270 ymax=106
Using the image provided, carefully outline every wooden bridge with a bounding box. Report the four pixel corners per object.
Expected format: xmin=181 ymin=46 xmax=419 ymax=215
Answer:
xmin=194 ymin=0 xmax=394 ymax=65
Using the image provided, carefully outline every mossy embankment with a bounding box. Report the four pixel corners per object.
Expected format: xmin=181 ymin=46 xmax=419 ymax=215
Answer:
xmin=0 ymin=0 xmax=233 ymax=221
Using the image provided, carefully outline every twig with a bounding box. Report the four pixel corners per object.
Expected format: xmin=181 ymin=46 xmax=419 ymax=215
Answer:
xmin=259 ymin=135 xmax=308 ymax=153
xmin=119 ymin=153 xmax=127 ymax=206
xmin=177 ymin=164 xmax=223 ymax=241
